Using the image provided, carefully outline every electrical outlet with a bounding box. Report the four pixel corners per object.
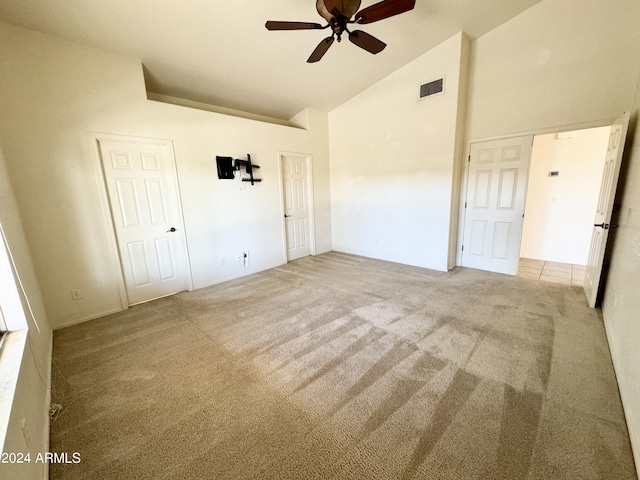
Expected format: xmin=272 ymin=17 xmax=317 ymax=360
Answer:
xmin=71 ymin=289 xmax=82 ymax=300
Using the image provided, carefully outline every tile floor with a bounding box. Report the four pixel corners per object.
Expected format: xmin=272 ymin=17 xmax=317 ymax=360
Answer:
xmin=517 ymin=258 xmax=586 ymax=286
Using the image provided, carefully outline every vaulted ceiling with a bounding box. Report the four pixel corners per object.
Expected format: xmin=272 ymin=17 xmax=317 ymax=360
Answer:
xmin=0 ymin=0 xmax=541 ymax=120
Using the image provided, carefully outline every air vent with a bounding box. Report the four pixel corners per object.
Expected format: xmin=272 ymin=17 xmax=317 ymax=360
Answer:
xmin=419 ymin=77 xmax=444 ymax=99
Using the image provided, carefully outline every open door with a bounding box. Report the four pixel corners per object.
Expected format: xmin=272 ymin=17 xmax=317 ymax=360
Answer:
xmin=461 ymin=135 xmax=533 ymax=275
xmin=583 ymin=112 xmax=630 ymax=308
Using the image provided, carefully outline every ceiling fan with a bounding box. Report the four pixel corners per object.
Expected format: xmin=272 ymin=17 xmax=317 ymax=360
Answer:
xmin=265 ymin=0 xmax=416 ymax=63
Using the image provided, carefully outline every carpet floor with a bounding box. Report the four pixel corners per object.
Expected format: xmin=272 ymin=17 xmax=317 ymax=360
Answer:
xmin=50 ymin=252 xmax=637 ymax=479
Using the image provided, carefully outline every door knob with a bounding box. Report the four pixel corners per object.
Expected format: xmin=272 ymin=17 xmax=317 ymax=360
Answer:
xmin=167 ymin=227 xmax=176 ymax=232
xmin=593 ymin=223 xmax=609 ymax=229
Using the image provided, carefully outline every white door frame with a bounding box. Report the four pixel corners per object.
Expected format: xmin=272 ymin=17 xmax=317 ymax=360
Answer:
xmin=93 ymin=133 xmax=193 ymax=310
xmin=277 ymin=151 xmax=316 ymax=262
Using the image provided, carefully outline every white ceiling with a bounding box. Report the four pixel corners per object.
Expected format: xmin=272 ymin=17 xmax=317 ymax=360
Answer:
xmin=0 ymin=0 xmax=541 ymax=120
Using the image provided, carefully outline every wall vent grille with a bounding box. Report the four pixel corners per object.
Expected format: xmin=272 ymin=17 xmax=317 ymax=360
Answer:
xmin=420 ymin=78 xmax=444 ymax=99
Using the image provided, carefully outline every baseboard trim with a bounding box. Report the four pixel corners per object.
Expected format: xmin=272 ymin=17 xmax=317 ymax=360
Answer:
xmin=42 ymin=333 xmax=52 ymax=480
xmin=53 ymin=307 xmax=124 ymax=330
xmin=602 ymin=312 xmax=640 ymax=480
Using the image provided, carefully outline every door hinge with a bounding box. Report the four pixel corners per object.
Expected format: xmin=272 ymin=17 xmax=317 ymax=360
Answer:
xmin=461 ymin=245 xmax=464 ymax=252
xmin=464 ymin=201 xmax=467 ymax=208
xmin=468 ymin=155 xmax=471 ymax=162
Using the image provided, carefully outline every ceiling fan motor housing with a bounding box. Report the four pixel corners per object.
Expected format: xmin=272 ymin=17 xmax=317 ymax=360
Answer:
xmin=330 ymin=16 xmax=348 ymax=40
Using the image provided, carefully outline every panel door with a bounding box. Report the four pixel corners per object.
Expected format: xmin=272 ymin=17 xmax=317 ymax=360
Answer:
xmin=583 ymin=112 xmax=630 ymax=307
xmin=461 ymin=136 xmax=533 ymax=275
xmin=282 ymin=156 xmax=311 ymax=261
xmin=98 ymin=139 xmax=189 ymax=305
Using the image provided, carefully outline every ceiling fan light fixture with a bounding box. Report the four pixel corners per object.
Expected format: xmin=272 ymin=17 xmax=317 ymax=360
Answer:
xmin=315 ymin=0 xmax=334 ymax=23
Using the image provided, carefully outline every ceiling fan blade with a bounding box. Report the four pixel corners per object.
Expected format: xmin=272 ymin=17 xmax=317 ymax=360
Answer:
xmin=265 ymin=21 xmax=324 ymax=30
xmin=307 ymin=36 xmax=335 ymax=63
xmin=348 ymin=30 xmax=386 ymax=54
xmin=322 ymin=0 xmax=362 ymax=19
xmin=355 ymin=0 xmax=416 ymax=24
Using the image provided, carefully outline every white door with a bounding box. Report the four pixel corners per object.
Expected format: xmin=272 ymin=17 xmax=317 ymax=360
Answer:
xmin=583 ymin=112 xmax=630 ymax=308
xmin=281 ymin=155 xmax=312 ymax=261
xmin=98 ymin=139 xmax=189 ymax=306
xmin=461 ymin=135 xmax=533 ymax=275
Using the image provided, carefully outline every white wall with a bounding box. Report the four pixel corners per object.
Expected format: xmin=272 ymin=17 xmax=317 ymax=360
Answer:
xmin=466 ymin=0 xmax=640 ymax=140
xmin=0 ymin=21 xmax=332 ymax=329
xmin=0 ymin=145 xmax=52 ymax=480
xmin=329 ymin=32 xmax=469 ymax=271
xmin=521 ymin=127 xmax=610 ymax=264
xmin=602 ymin=74 xmax=640 ymax=478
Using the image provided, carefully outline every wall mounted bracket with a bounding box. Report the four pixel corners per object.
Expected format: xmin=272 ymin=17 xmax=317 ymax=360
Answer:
xmin=216 ymin=154 xmax=261 ymax=185
xmin=235 ymin=154 xmax=262 ymax=185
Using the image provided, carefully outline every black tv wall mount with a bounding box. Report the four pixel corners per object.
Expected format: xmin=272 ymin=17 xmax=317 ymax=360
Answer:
xmin=216 ymin=154 xmax=262 ymax=185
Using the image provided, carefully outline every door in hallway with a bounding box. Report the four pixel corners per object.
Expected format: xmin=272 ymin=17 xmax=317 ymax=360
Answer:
xmin=98 ymin=139 xmax=189 ymax=305
xmin=281 ymin=155 xmax=313 ymax=261
xmin=461 ymin=135 xmax=533 ymax=275
xmin=583 ymin=112 xmax=630 ymax=307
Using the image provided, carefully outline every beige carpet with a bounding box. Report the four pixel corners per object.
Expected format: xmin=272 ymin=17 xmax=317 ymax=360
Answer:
xmin=50 ymin=252 xmax=637 ymax=479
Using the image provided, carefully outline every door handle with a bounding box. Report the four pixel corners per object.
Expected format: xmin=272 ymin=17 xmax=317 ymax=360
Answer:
xmin=167 ymin=227 xmax=176 ymax=232
xmin=594 ymin=223 xmax=609 ymax=229
xmin=284 ymin=215 xmax=291 ymax=218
